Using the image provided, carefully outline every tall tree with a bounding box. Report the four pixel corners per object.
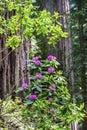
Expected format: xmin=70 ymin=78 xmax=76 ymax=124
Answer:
xmin=40 ymin=0 xmax=75 ymax=96
xmin=70 ymin=0 xmax=87 ymax=129
xmin=0 ymin=1 xmax=30 ymax=98
xmin=77 ymin=0 xmax=87 ymax=129
xmin=39 ymin=0 xmax=78 ymax=130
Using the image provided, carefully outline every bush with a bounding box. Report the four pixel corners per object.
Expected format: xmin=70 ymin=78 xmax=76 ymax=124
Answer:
xmin=17 ymin=55 xmax=85 ymax=130
xmin=0 ymin=96 xmax=34 ymax=130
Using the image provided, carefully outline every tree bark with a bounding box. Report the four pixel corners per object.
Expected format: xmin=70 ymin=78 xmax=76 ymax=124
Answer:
xmin=40 ymin=0 xmax=75 ymax=93
xmin=40 ymin=0 xmax=78 ymax=130
xmin=0 ymin=9 xmax=30 ymax=98
xmin=77 ymin=0 xmax=87 ymax=130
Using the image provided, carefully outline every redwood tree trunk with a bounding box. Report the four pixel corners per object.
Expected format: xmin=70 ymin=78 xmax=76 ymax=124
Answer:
xmin=77 ymin=0 xmax=87 ymax=130
xmin=0 ymin=10 xmax=30 ymax=98
xmin=40 ymin=0 xmax=75 ymax=93
xmin=40 ymin=0 xmax=77 ymax=130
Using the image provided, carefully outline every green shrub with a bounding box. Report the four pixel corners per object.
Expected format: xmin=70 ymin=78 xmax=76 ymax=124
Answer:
xmin=17 ymin=55 xmax=86 ymax=130
xmin=0 ymin=96 xmax=34 ymax=130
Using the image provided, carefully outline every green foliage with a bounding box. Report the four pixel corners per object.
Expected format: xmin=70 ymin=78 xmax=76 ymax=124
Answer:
xmin=70 ymin=0 xmax=87 ymax=102
xmin=7 ymin=15 xmax=21 ymax=35
xmin=0 ymin=16 xmax=5 ymax=34
xmin=0 ymin=0 xmax=67 ymax=49
xmin=0 ymin=96 xmax=33 ymax=130
xmin=0 ymin=27 xmax=5 ymax=34
xmin=17 ymin=56 xmax=86 ymax=129
xmin=5 ymin=35 xmax=22 ymax=50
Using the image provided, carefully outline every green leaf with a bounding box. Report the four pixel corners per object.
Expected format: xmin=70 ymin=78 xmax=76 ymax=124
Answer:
xmin=26 ymin=100 xmax=34 ymax=105
xmin=32 ymin=0 xmax=36 ymax=3
xmin=36 ymin=86 xmax=42 ymax=92
xmin=5 ymin=35 xmax=22 ymax=49
xmin=80 ymin=103 xmax=84 ymax=110
xmin=0 ymin=28 xmax=5 ymax=34
xmin=16 ymin=87 xmax=23 ymax=93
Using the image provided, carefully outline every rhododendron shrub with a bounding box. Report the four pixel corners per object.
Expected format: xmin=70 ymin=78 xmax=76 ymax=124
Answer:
xmin=17 ymin=55 xmax=85 ymax=130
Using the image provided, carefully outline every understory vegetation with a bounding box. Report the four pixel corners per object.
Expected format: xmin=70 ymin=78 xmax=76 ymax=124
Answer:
xmin=0 ymin=57 xmax=86 ymax=130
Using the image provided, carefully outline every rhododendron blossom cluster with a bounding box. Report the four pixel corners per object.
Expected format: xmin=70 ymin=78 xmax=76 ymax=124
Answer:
xmin=47 ymin=55 xmax=57 ymax=61
xmin=29 ymin=94 xmax=37 ymax=100
xmin=35 ymin=73 xmax=42 ymax=79
xmin=50 ymin=108 xmax=55 ymax=112
xmin=49 ymin=86 xmax=56 ymax=91
xmin=32 ymin=56 xmax=41 ymax=66
xmin=35 ymin=60 xmax=41 ymax=65
xmin=21 ymin=83 xmax=28 ymax=89
xmin=48 ymin=67 xmax=55 ymax=73
xmin=48 ymin=97 xmax=53 ymax=102
xmin=32 ymin=56 xmax=39 ymax=61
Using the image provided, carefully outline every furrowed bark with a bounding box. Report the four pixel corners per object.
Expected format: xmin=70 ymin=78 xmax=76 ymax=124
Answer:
xmin=77 ymin=0 xmax=87 ymax=129
xmin=0 ymin=7 xmax=30 ymax=98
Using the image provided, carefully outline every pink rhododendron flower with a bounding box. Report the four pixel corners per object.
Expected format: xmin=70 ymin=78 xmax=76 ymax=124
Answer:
xmin=49 ymin=86 xmax=56 ymax=91
xmin=29 ymin=94 xmax=37 ymax=100
xmin=22 ymin=83 xmax=28 ymax=89
xmin=47 ymin=55 xmax=57 ymax=61
xmin=32 ymin=56 xmax=39 ymax=61
xmin=35 ymin=60 xmax=41 ymax=66
xmin=35 ymin=73 xmax=42 ymax=79
xmin=48 ymin=97 xmax=53 ymax=102
xmin=48 ymin=67 xmax=55 ymax=73
xmin=50 ymin=108 xmax=55 ymax=112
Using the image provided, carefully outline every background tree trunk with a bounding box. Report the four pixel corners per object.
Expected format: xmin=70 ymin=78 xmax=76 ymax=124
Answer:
xmin=0 ymin=9 xmax=30 ymax=98
xmin=40 ymin=0 xmax=78 ymax=130
xmin=40 ymin=0 xmax=75 ymax=94
xmin=77 ymin=0 xmax=87 ymax=129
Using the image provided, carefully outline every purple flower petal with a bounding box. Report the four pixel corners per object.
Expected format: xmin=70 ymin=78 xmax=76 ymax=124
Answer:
xmin=47 ymin=55 xmax=57 ymax=61
xmin=29 ymin=94 xmax=37 ymax=100
xmin=48 ymin=97 xmax=53 ymax=102
xmin=32 ymin=56 xmax=39 ymax=61
xmin=49 ymin=86 xmax=56 ymax=91
xmin=35 ymin=73 xmax=42 ymax=79
xmin=48 ymin=67 xmax=55 ymax=73
xmin=35 ymin=60 xmax=41 ymax=66
xmin=21 ymin=83 xmax=28 ymax=89
xmin=50 ymin=108 xmax=55 ymax=112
